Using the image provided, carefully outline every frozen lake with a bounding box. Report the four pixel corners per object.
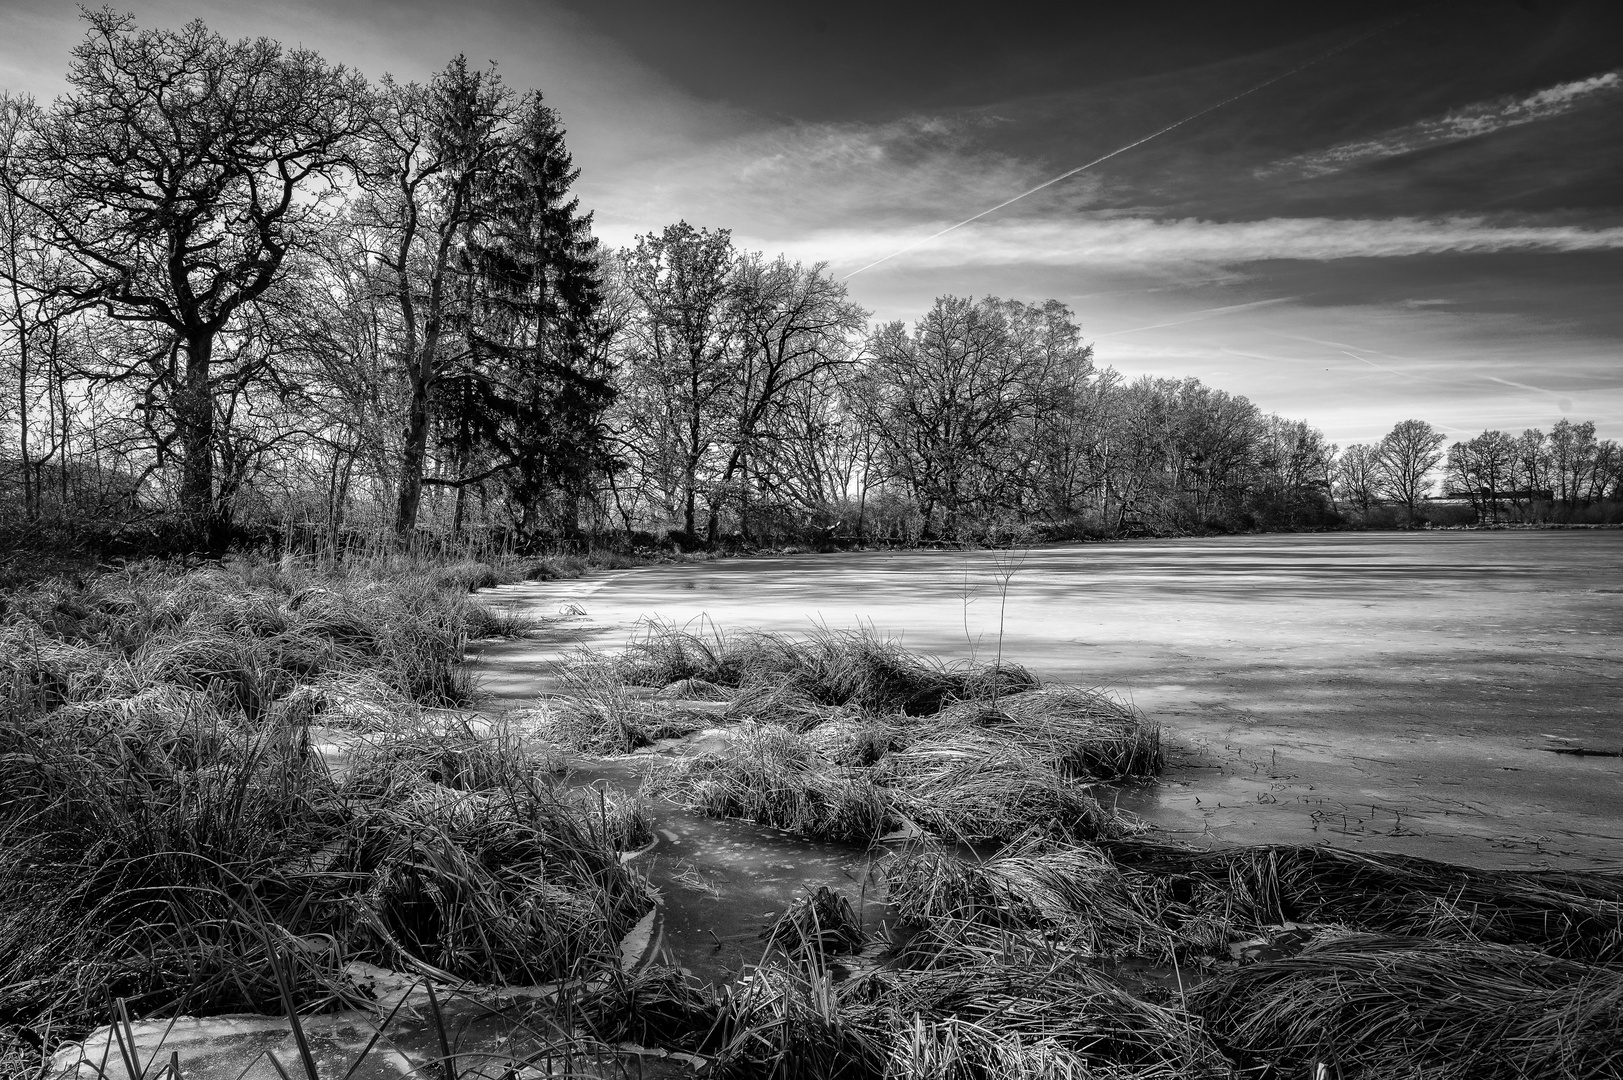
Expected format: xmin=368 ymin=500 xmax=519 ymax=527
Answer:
xmin=474 ymin=530 xmax=1623 ymax=870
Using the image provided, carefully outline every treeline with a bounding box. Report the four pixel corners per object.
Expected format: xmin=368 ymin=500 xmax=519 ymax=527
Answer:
xmin=0 ymin=15 xmax=1617 ymax=556
xmin=1336 ymin=418 xmax=1623 ymax=528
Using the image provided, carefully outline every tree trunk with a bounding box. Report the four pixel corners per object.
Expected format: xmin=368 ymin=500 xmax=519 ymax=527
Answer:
xmin=16 ymin=318 xmax=31 ymax=520
xmin=395 ymin=364 xmax=430 ymax=534
xmin=452 ymin=482 xmax=468 ymax=541
xmin=176 ymin=333 xmax=216 ymax=541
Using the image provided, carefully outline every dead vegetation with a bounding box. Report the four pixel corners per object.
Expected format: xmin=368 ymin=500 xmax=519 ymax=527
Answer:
xmin=0 ymin=557 xmax=653 ymax=1070
xmin=13 ymin=593 xmax=1623 ymax=1080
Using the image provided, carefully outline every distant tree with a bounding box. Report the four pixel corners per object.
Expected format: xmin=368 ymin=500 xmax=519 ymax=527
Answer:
xmin=1510 ymin=428 xmax=1551 ymax=519
xmin=617 ymin=221 xmax=738 ymax=542
xmin=1549 ymin=419 xmax=1599 ymax=515
xmin=1332 ymin=443 xmax=1381 ymax=522
xmin=1253 ymin=417 xmax=1335 ymax=528
xmin=2 ymin=11 xmax=366 ymax=537
xmin=710 ymin=254 xmax=867 ymax=544
xmin=1375 ymin=419 xmax=1446 ymax=525
xmin=0 ymin=93 xmax=72 ymax=520
xmin=1446 ymin=429 xmax=1515 ymax=523
xmin=856 ymin=296 xmax=1079 ymax=538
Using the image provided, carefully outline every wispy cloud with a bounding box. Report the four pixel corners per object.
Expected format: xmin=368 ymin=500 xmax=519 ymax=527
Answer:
xmin=592 ymin=112 xmax=1059 ymax=243
xmin=782 ymin=215 xmax=1623 ymax=272
xmin=1263 ymin=70 xmax=1623 ymax=178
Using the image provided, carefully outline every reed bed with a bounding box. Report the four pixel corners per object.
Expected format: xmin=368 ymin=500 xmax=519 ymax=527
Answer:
xmin=1191 ymin=933 xmax=1623 ymax=1080
xmin=0 ymin=557 xmax=650 ymax=1068
xmin=528 ymin=682 xmax=709 ymax=754
xmin=853 ymin=956 xmax=1231 ymax=1080
xmin=1104 ymin=839 xmax=1623 ymax=963
xmin=581 ymin=623 xmax=1158 ymax=847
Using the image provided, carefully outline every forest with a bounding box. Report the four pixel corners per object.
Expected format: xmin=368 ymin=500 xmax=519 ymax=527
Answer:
xmin=2 ymin=14 xmax=1619 ymax=560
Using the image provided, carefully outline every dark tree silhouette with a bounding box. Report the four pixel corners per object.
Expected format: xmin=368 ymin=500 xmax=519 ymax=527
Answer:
xmin=2 ymin=11 xmax=365 ymax=537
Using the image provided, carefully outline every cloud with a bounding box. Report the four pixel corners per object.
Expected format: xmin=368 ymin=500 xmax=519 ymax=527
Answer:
xmin=782 ymin=215 xmax=1623 ymax=274
xmin=589 ymin=112 xmax=1094 ymax=245
xmin=1262 ymin=70 xmax=1623 ymax=178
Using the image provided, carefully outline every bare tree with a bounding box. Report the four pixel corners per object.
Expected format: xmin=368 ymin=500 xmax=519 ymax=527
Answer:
xmin=2 ymin=12 xmax=366 ymax=536
xmin=1375 ymin=419 xmax=1446 ymax=525
xmin=1446 ymin=430 xmax=1515 ymax=523
xmin=617 ymin=222 xmax=738 ymax=543
xmin=708 ymin=254 xmax=867 ymax=544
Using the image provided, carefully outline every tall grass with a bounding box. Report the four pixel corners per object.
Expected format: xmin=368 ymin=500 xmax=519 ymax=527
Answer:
xmin=0 ymin=556 xmax=650 ymax=1069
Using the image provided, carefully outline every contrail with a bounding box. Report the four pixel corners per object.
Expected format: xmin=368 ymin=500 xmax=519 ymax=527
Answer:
xmin=1095 ymin=297 xmax=1297 ymax=337
xmin=843 ymin=11 xmax=1424 ymax=280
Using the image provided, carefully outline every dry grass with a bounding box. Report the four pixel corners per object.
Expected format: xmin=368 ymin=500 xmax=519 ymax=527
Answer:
xmin=645 ymin=724 xmax=893 ymax=843
xmin=1105 ymin=840 xmax=1623 ymax=963
xmin=1192 ymin=933 xmax=1623 ymax=1079
xmin=929 ymin=686 xmax=1162 ymax=781
xmin=568 ymin=623 xmax=1158 ymax=848
xmin=884 ymin=838 xmax=1187 ymax=963
xmin=0 ymin=557 xmax=648 ymax=1069
xmin=601 ymin=620 xmax=1038 ymax=716
xmin=763 ymin=886 xmax=865 ymax=963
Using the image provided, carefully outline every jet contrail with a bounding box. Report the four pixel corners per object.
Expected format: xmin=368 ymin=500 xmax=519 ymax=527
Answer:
xmin=843 ymin=11 xmax=1425 ymax=280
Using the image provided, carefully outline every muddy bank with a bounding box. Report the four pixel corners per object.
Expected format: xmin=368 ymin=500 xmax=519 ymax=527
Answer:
xmin=470 ymin=531 xmax=1623 ymax=869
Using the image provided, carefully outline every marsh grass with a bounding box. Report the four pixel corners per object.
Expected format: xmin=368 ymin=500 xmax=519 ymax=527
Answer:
xmin=647 ymin=724 xmax=893 ymax=843
xmin=763 ymin=886 xmax=866 ymax=963
xmin=929 ymin=686 xmax=1163 ymax=781
xmin=0 ymin=556 xmax=650 ymax=1069
xmin=574 ymin=622 xmax=1155 ymax=847
xmin=1191 ymin=933 xmax=1623 ymax=1080
xmin=884 ymin=838 xmax=1188 ymax=963
xmin=25 ymin=584 xmax=1623 ymax=1080
xmin=1104 ymin=840 xmax=1623 ymax=963
xmin=604 ymin=620 xmax=1038 ymax=716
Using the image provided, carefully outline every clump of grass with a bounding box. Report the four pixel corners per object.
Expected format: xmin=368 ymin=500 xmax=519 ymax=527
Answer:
xmin=338 ymin=772 xmax=648 ymax=984
xmin=646 ymin=725 xmax=893 ymax=843
xmin=802 ymin=716 xmax=903 ymax=767
xmin=1191 ymin=933 xmax=1623 ymax=1080
xmin=931 ymin=686 xmax=1162 ymax=780
xmin=884 ymin=838 xmax=1184 ymax=962
xmin=571 ymin=786 xmax=655 ymax=853
xmin=343 ymin=715 xmax=559 ymax=794
xmin=528 ymin=685 xmax=709 ymax=754
xmin=884 ymin=739 xmax=1124 ymax=844
xmin=764 ymin=886 xmax=865 ymax=963
xmin=603 ymin=621 xmax=1036 ymax=716
xmin=655 ymin=676 xmax=735 ymax=701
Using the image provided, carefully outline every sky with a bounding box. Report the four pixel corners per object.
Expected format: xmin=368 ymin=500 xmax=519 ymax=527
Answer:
xmin=2 ymin=0 xmax=1620 ymax=445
